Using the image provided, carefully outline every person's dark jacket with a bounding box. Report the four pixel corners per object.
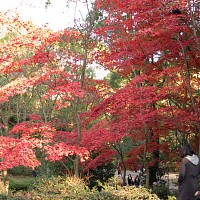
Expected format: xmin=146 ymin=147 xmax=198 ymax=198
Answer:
xmin=127 ymin=176 xmax=133 ymax=186
xmin=134 ymin=176 xmax=140 ymax=188
xmin=178 ymin=154 xmax=200 ymax=200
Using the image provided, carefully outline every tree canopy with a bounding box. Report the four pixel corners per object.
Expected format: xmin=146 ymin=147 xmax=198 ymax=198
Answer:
xmin=0 ymin=0 xmax=199 ymax=187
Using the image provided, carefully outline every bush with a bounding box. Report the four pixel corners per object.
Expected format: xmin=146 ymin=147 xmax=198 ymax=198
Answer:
xmin=27 ymin=176 xmax=160 ymax=200
xmin=0 ymin=194 xmax=29 ymax=200
xmin=168 ymin=196 xmax=177 ymax=200
xmin=9 ymin=176 xmax=34 ymax=192
xmin=87 ymin=157 xmax=116 ymax=190
xmin=8 ymin=166 xmax=32 ymax=177
xmin=101 ymin=177 xmax=160 ymax=200
xmin=0 ymin=194 xmax=7 ymax=200
xmin=152 ymin=182 xmax=170 ymax=199
xmin=31 ymin=176 xmax=94 ymax=199
xmin=5 ymin=175 xmax=177 ymax=199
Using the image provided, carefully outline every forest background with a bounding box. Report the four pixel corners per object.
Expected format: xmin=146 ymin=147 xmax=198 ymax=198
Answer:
xmin=0 ymin=0 xmax=199 ymax=191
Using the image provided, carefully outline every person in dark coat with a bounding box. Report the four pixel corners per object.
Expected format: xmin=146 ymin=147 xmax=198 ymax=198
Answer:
xmin=178 ymin=144 xmax=200 ymax=200
xmin=32 ymin=167 xmax=37 ymax=178
xmin=127 ymin=174 xmax=133 ymax=186
xmin=133 ymin=175 xmax=140 ymax=188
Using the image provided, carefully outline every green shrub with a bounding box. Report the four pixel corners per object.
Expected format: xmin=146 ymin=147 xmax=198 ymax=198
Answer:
xmin=28 ymin=176 xmax=160 ymax=200
xmin=0 ymin=194 xmax=7 ymax=200
xmin=101 ymin=177 xmax=160 ymax=200
xmin=169 ymin=189 xmax=178 ymax=199
xmin=87 ymin=155 xmax=116 ymax=190
xmin=31 ymin=176 xmax=94 ymax=199
xmin=0 ymin=194 xmax=28 ymax=200
xmin=6 ymin=175 xmax=177 ymax=199
xmin=8 ymin=166 xmax=32 ymax=177
xmin=152 ymin=182 xmax=170 ymax=199
xmin=167 ymin=196 xmax=177 ymax=200
xmin=10 ymin=196 xmax=27 ymax=200
xmin=9 ymin=176 xmax=34 ymax=192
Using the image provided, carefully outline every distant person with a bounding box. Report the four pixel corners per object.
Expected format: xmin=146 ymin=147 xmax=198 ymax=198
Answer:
xmin=117 ymin=165 xmax=122 ymax=176
xmin=152 ymin=181 xmax=157 ymax=188
xmin=127 ymin=174 xmax=133 ymax=186
xmin=178 ymin=144 xmax=200 ymax=200
xmin=195 ymin=191 xmax=200 ymax=198
xmin=141 ymin=166 xmax=145 ymax=174
xmin=134 ymin=175 xmax=140 ymax=188
xmin=32 ymin=167 xmax=37 ymax=178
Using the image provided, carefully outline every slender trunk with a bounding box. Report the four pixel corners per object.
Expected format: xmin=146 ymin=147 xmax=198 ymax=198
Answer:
xmin=120 ymin=152 xmax=127 ymax=186
xmin=0 ymin=107 xmax=9 ymax=195
xmin=190 ymin=1 xmax=200 ymax=53
xmin=74 ymin=103 xmax=81 ymax=177
xmin=144 ymin=125 xmax=149 ymax=188
xmin=73 ymin=2 xmax=96 ymax=177
xmin=149 ymin=151 xmax=159 ymax=186
xmin=177 ymin=37 xmax=200 ymax=154
xmin=122 ymin=168 xmax=126 ymax=186
xmin=139 ymin=83 xmax=150 ymax=188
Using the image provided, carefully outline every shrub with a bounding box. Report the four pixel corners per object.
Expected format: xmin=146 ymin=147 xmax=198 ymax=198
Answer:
xmin=8 ymin=166 xmax=32 ymax=177
xmin=0 ymin=194 xmax=7 ymax=200
xmin=152 ymin=182 xmax=170 ymax=199
xmin=28 ymin=176 xmax=160 ymax=200
xmin=168 ymin=196 xmax=177 ymax=200
xmin=30 ymin=176 xmax=94 ymax=199
xmin=87 ymin=157 xmax=116 ymax=190
xmin=9 ymin=176 xmax=34 ymax=192
xmin=101 ymin=177 xmax=160 ymax=200
xmin=6 ymin=175 xmax=177 ymax=199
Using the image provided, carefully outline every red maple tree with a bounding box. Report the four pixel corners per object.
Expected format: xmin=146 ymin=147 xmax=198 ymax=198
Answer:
xmin=0 ymin=0 xmax=199 ymax=189
xmin=87 ymin=0 xmax=200 ymax=186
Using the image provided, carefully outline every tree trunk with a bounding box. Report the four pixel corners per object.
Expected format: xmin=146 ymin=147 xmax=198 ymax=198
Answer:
xmin=0 ymin=170 xmax=8 ymax=195
xmin=0 ymin=104 xmax=10 ymax=195
xmin=73 ymin=2 xmax=96 ymax=177
xmin=74 ymin=107 xmax=81 ymax=177
xmin=177 ymin=37 xmax=200 ymax=154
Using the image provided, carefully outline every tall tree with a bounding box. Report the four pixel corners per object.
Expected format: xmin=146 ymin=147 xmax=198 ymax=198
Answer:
xmin=90 ymin=0 xmax=200 ymax=187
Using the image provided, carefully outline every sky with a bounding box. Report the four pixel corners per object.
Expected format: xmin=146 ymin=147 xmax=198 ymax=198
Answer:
xmin=0 ymin=0 xmax=89 ymax=30
xmin=0 ymin=0 xmax=108 ymax=79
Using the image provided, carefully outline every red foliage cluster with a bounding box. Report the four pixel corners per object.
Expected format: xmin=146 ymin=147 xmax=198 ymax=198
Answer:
xmin=90 ymin=0 xmax=200 ymax=169
xmin=0 ymin=0 xmax=199 ymax=173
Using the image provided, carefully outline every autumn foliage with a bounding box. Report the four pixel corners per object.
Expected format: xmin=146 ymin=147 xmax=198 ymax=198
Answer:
xmin=92 ymin=0 xmax=199 ymax=175
xmin=0 ymin=0 xmax=199 ymax=185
